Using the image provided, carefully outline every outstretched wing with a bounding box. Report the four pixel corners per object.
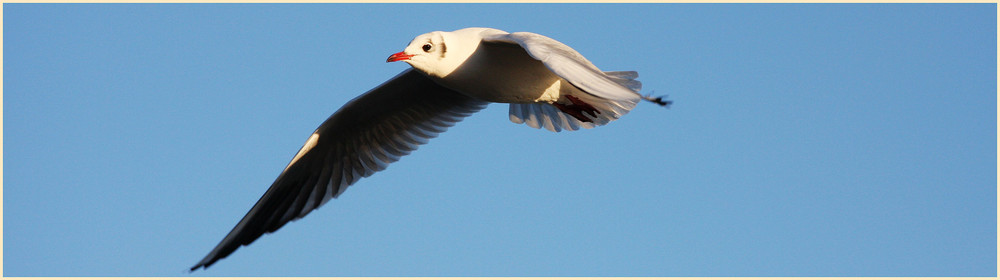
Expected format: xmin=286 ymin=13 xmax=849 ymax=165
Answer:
xmin=191 ymin=69 xmax=488 ymax=270
xmin=482 ymin=31 xmax=641 ymax=116
xmin=483 ymin=32 xmax=642 ymax=132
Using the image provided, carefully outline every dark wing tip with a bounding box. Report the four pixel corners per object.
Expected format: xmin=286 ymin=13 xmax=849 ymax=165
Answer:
xmin=642 ymin=94 xmax=672 ymax=108
xmin=189 ymin=262 xmax=207 ymax=272
xmin=188 ymin=69 xmax=487 ymax=271
xmin=190 ymin=252 xmax=221 ymax=272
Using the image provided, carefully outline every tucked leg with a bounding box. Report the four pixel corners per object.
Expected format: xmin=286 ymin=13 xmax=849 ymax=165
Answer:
xmin=552 ymin=95 xmax=600 ymax=122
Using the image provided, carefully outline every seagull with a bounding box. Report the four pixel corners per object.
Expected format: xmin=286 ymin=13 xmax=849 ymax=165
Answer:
xmin=190 ymin=27 xmax=669 ymax=271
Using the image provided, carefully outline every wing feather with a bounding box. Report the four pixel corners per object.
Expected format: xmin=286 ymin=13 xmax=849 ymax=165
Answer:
xmin=483 ymin=32 xmax=641 ymax=106
xmin=191 ymin=69 xmax=487 ymax=271
xmin=483 ymin=31 xmax=642 ymax=132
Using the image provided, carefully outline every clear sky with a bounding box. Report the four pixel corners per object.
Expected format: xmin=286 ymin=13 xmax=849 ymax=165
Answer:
xmin=3 ymin=3 xmax=996 ymax=277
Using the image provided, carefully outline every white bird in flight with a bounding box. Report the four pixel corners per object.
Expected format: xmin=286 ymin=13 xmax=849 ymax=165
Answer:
xmin=190 ymin=27 xmax=669 ymax=271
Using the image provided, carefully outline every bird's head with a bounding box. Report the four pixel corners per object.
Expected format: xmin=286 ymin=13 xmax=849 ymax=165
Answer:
xmin=387 ymin=28 xmax=502 ymax=79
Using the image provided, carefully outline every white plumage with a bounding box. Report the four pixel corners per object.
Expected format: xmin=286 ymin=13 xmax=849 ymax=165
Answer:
xmin=191 ymin=27 xmax=667 ymax=271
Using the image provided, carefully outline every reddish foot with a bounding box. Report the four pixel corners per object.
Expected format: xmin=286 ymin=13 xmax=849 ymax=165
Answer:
xmin=553 ymin=95 xmax=600 ymax=122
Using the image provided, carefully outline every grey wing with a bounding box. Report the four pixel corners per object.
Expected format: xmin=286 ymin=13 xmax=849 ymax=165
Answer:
xmin=190 ymin=69 xmax=488 ymax=271
xmin=482 ymin=32 xmax=641 ymax=115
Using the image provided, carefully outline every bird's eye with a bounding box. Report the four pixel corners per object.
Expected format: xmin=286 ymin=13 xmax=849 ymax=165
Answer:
xmin=422 ymin=43 xmax=433 ymax=52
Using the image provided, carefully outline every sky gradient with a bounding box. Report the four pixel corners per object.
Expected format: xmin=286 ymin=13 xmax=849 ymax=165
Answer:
xmin=3 ymin=3 xmax=997 ymax=277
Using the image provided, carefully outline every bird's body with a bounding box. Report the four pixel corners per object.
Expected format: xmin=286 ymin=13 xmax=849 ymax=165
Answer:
xmin=191 ymin=27 xmax=668 ymax=271
xmin=437 ymin=40 xmax=564 ymax=104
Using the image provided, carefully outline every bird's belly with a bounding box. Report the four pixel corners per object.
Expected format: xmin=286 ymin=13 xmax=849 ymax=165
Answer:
xmin=461 ymin=74 xmax=564 ymax=104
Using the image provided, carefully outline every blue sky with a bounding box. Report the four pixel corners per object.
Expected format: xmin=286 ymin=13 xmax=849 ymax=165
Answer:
xmin=3 ymin=3 xmax=996 ymax=277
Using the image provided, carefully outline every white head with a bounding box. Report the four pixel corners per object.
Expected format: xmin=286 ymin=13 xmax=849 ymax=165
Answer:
xmin=387 ymin=27 xmax=505 ymax=78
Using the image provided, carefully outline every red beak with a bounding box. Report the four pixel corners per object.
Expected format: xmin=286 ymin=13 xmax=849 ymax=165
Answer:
xmin=386 ymin=52 xmax=414 ymax=62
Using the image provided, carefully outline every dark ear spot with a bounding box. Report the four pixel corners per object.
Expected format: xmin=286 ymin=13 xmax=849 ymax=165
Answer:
xmin=439 ymin=42 xmax=447 ymax=58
